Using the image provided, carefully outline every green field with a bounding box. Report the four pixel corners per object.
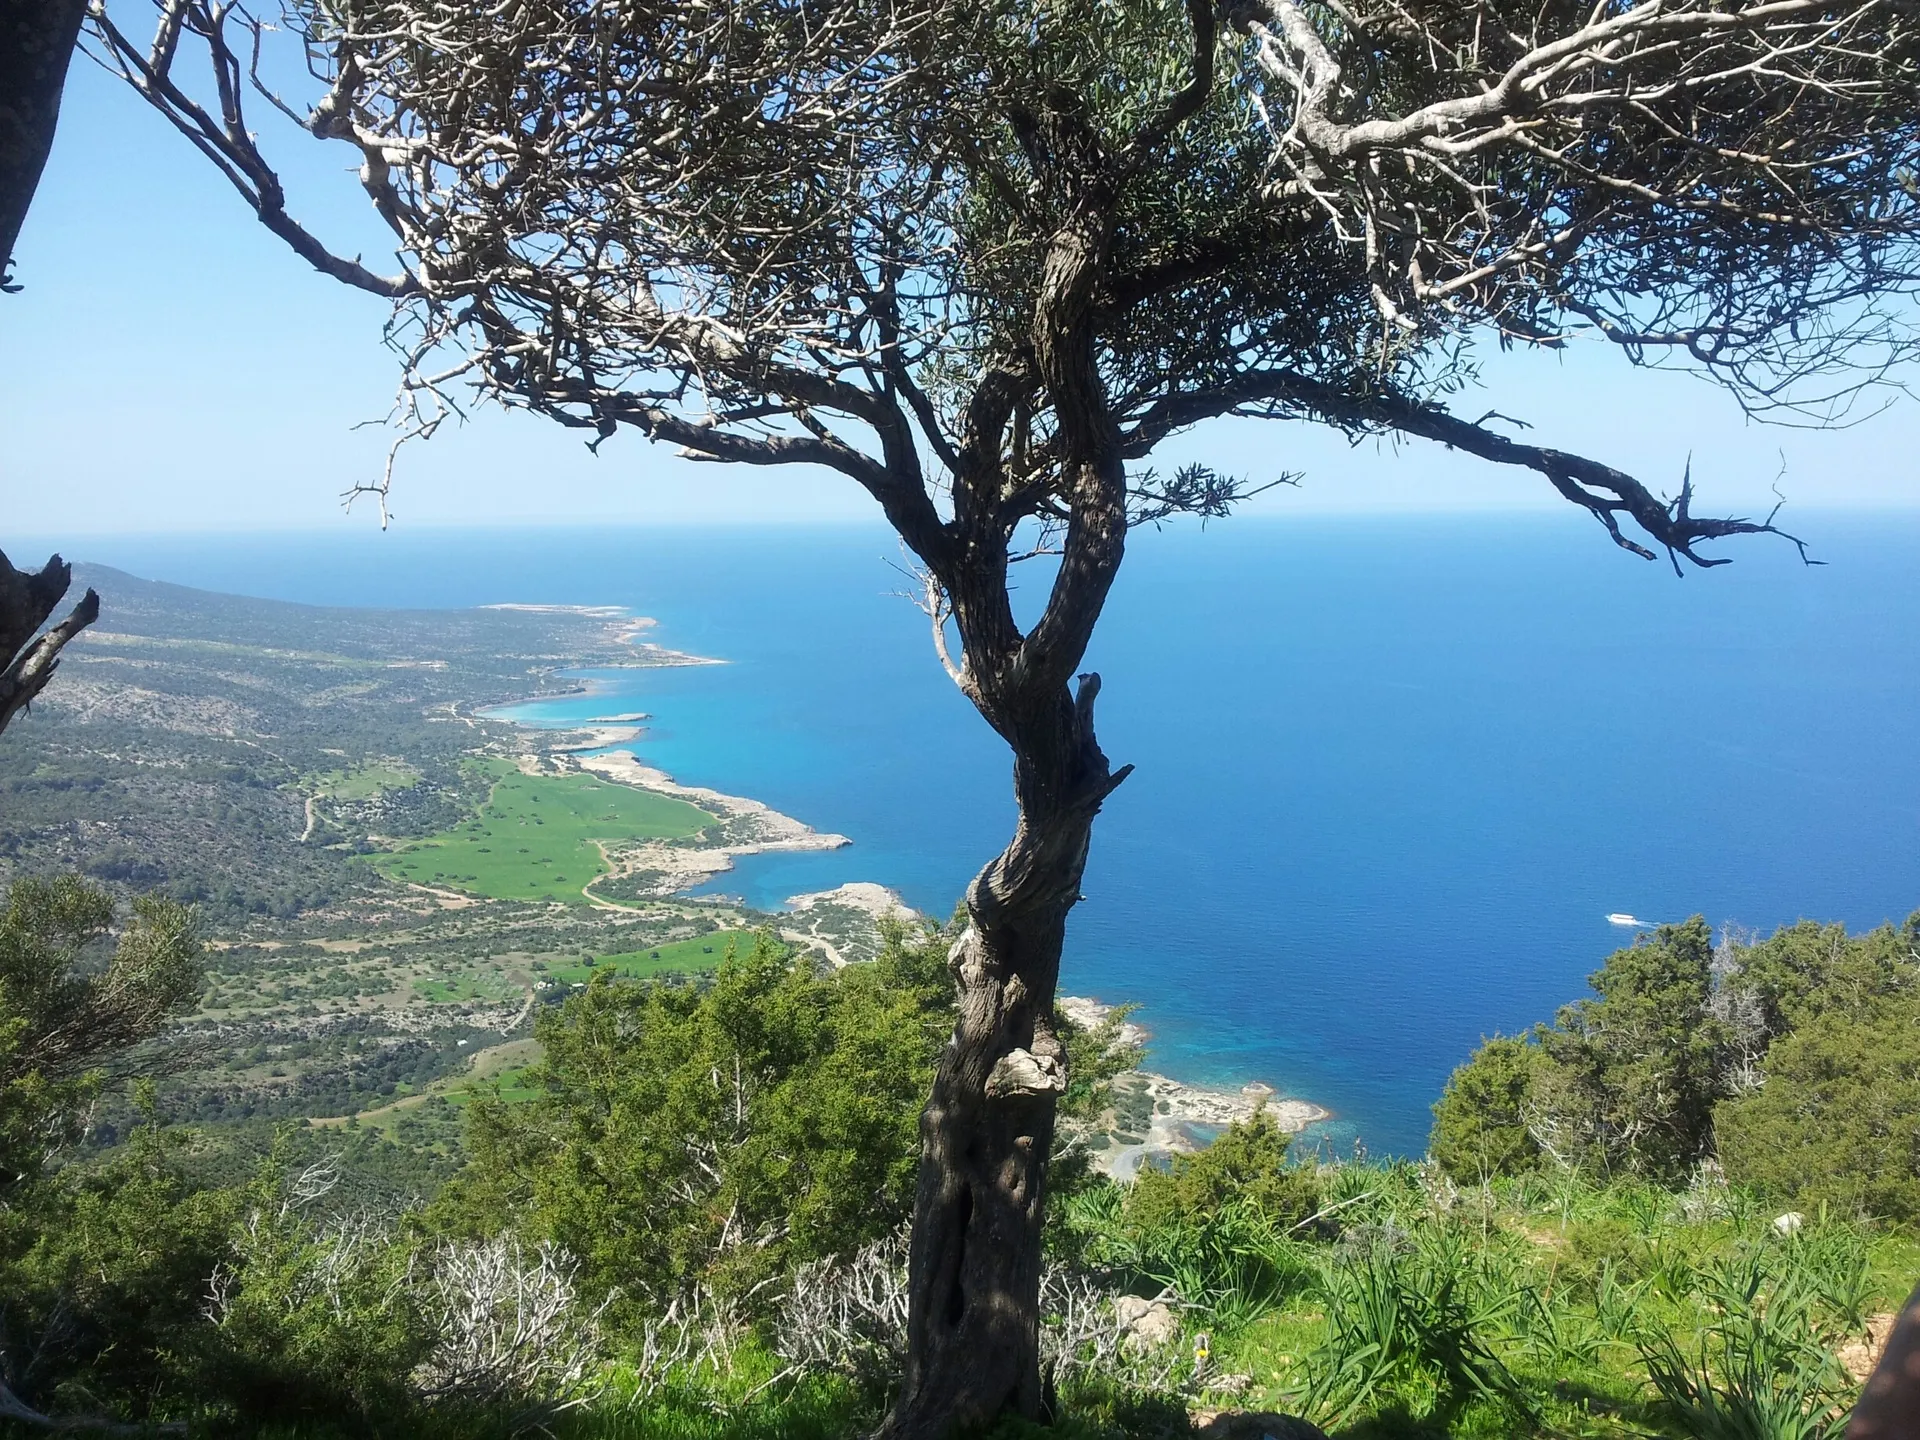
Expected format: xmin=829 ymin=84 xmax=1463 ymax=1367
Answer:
xmin=456 ymin=1064 xmax=543 ymax=1106
xmin=373 ymin=760 xmax=714 ymax=902
xmin=412 ymin=970 xmax=519 ymax=1004
xmin=548 ymin=930 xmax=755 ymax=983
xmin=314 ymin=761 xmax=420 ymax=800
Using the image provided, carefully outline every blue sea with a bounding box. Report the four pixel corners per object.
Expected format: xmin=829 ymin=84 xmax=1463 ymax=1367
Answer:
xmin=51 ymin=514 xmax=1920 ymax=1155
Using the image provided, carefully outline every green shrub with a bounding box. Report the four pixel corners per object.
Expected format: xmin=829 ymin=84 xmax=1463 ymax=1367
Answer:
xmin=1127 ymin=1108 xmax=1320 ymax=1233
xmin=1716 ymin=995 xmax=1920 ymax=1226
xmin=430 ymin=924 xmax=954 ymax=1330
xmin=1429 ymin=1034 xmax=1545 ymax=1182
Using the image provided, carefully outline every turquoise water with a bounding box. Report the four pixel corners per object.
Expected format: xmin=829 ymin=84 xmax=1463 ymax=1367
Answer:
xmin=56 ymin=515 xmax=1920 ymax=1154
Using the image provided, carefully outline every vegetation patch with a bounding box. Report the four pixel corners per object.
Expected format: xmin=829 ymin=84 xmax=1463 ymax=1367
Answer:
xmin=547 ymin=930 xmax=757 ymax=984
xmin=412 ymin=970 xmax=517 ymax=1004
xmin=372 ymin=760 xmax=714 ymax=903
xmin=313 ymin=761 xmax=421 ymax=800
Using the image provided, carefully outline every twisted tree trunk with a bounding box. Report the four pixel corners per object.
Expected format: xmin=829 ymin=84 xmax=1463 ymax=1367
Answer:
xmin=885 ymin=171 xmax=1130 ymax=1438
xmin=1 ymin=552 xmax=99 ymax=737
xmin=885 ymin=672 xmax=1129 ymax=1436
xmin=1 ymin=0 xmax=88 ymax=283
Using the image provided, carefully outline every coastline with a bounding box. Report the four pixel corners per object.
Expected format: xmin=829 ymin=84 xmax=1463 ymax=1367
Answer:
xmin=1058 ymin=994 xmax=1332 ymax=1178
xmin=472 ymin=606 xmax=852 ymax=903
xmin=570 ymin=746 xmax=851 ymax=899
xmin=482 ymin=603 xmax=1333 ymax=1162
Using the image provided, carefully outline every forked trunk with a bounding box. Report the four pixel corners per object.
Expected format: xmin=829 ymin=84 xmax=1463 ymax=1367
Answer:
xmin=883 ymin=676 xmax=1128 ymax=1440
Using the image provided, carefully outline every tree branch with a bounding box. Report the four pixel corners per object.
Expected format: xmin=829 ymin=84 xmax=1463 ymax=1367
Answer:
xmin=1123 ymin=368 xmax=1815 ymax=570
xmin=0 ymin=552 xmax=99 ymax=736
xmin=1119 ymin=0 xmax=1216 ymax=172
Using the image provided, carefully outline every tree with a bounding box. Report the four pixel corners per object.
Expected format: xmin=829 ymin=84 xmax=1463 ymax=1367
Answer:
xmin=0 ymin=875 xmax=202 ymax=1197
xmin=1716 ymin=993 xmax=1920 ymax=1226
xmin=0 ymin=874 xmax=203 ymax=1426
xmin=89 ymin=2 xmax=1920 ymax=1431
xmin=0 ymin=0 xmax=89 ymax=287
xmin=1430 ymin=919 xmax=1731 ymax=1181
xmin=1429 ymin=1034 xmax=1545 ymax=1183
xmin=434 ymin=928 xmax=954 ymax=1334
xmin=1536 ymin=917 xmax=1730 ymax=1181
xmin=0 ymin=552 xmax=98 ymax=738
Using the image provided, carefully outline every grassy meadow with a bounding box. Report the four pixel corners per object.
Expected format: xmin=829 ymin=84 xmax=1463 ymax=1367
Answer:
xmin=545 ymin=930 xmax=756 ymax=984
xmin=312 ymin=761 xmax=421 ymax=800
xmin=372 ymin=759 xmax=714 ymax=902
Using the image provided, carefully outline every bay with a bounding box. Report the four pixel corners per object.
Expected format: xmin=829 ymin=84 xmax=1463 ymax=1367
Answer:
xmin=51 ymin=513 xmax=1920 ymax=1155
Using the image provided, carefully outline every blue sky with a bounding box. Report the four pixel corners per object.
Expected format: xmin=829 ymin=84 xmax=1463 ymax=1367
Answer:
xmin=3 ymin=42 xmax=1918 ymax=537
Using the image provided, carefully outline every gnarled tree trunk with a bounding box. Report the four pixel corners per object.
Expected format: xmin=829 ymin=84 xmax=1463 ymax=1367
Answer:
xmin=1 ymin=0 xmax=88 ymax=283
xmin=0 ymin=551 xmax=99 ymax=737
xmin=885 ymin=166 xmax=1130 ymax=1438
xmin=885 ymin=673 xmax=1129 ymax=1436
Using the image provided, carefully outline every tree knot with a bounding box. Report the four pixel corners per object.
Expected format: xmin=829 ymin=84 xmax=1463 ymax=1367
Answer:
xmin=985 ymin=1047 xmax=1067 ymax=1100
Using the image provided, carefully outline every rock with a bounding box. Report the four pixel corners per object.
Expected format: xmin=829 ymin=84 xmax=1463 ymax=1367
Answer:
xmin=1113 ymin=1295 xmax=1180 ymax=1350
xmin=1190 ymin=1410 xmax=1330 ymax=1440
xmin=1772 ymin=1211 xmax=1805 ymax=1236
xmin=1839 ymin=1313 xmax=1898 ymax=1383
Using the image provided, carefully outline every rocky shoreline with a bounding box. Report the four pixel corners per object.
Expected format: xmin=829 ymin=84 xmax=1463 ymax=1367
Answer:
xmin=1058 ymin=995 xmax=1331 ymax=1178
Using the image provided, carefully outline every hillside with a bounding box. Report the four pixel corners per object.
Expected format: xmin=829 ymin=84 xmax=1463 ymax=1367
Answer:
xmin=0 ymin=567 xmax=852 ymax=1169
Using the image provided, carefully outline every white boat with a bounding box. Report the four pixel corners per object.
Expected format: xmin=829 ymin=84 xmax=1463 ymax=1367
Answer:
xmin=1605 ymin=912 xmax=1644 ymax=927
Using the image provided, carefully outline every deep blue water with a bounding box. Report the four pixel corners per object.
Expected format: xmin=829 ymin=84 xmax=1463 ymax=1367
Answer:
xmin=46 ymin=515 xmax=1920 ymax=1155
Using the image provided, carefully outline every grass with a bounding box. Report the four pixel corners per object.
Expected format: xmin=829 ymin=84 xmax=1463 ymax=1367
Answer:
xmin=314 ymin=761 xmax=420 ymax=800
xmin=1059 ymin=1166 xmax=1917 ymax=1439
xmin=412 ymin=970 xmax=518 ymax=1003
xmin=547 ymin=930 xmax=757 ymax=984
xmin=372 ymin=759 xmax=714 ymax=903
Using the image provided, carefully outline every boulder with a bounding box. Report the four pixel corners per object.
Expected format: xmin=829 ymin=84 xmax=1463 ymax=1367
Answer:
xmin=1772 ymin=1211 xmax=1805 ymax=1236
xmin=1190 ymin=1410 xmax=1330 ymax=1440
xmin=1113 ymin=1295 xmax=1180 ymax=1350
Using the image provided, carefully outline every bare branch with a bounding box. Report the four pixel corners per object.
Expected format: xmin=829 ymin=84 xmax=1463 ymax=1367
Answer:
xmin=0 ymin=552 xmax=99 ymax=736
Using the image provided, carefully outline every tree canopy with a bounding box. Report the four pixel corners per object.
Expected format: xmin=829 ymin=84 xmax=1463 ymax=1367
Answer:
xmin=96 ymin=0 xmax=1920 ymax=562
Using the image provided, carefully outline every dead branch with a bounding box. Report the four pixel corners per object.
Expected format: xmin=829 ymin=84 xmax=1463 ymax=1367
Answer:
xmin=0 ymin=552 xmax=99 ymax=736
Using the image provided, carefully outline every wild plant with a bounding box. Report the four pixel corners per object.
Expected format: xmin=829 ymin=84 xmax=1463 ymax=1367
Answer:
xmin=772 ymin=1234 xmax=909 ymax=1388
xmin=1591 ymin=1261 xmax=1647 ymax=1344
xmin=415 ymin=1235 xmax=606 ymax=1416
xmin=1293 ymin=1224 xmax=1534 ymax=1427
xmin=1110 ymin=1204 xmax=1314 ymax=1329
xmin=1638 ymin=1246 xmax=1853 ymax=1440
xmin=1788 ymin=1225 xmax=1876 ymax=1338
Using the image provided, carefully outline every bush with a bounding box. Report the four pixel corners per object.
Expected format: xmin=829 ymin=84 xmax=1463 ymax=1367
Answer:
xmin=1127 ymin=1108 xmax=1320 ymax=1233
xmin=1429 ymin=1034 xmax=1545 ymax=1183
xmin=431 ymin=924 xmax=955 ymax=1330
xmin=1429 ymin=910 xmax=1920 ymax=1213
xmin=1715 ymin=994 xmax=1920 ymax=1226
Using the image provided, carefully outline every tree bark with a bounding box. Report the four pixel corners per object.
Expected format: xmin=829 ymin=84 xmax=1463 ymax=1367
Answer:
xmin=884 ymin=673 xmax=1129 ymax=1438
xmin=1 ymin=0 xmax=88 ymax=285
